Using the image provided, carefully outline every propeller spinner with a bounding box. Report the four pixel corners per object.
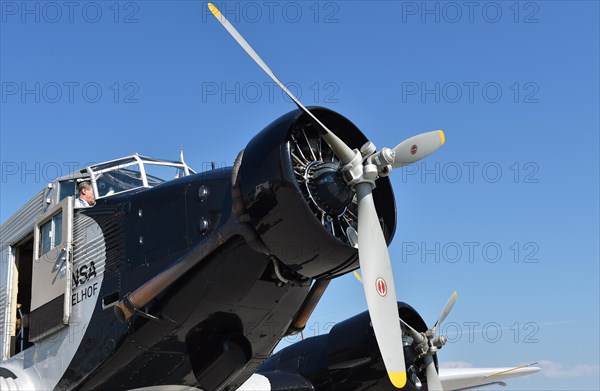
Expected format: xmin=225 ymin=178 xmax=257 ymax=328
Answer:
xmin=207 ymin=3 xmax=446 ymax=388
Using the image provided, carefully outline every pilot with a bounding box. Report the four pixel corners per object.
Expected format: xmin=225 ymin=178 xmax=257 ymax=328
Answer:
xmin=76 ymin=181 xmax=96 ymax=207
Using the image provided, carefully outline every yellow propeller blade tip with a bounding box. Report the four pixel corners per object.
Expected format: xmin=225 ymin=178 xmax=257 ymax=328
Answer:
xmin=207 ymin=2 xmax=221 ymax=18
xmin=389 ymin=371 xmax=407 ymax=388
xmin=439 ymin=130 xmax=445 ymax=145
xmin=353 ymin=271 xmax=363 ymax=283
xmin=453 ymin=290 xmax=458 ymax=299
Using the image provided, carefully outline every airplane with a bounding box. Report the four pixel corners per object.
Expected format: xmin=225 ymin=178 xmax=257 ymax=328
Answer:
xmin=0 ymin=3 xmax=540 ymax=390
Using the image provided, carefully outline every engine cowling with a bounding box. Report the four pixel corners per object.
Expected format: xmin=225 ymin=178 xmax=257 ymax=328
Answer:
xmin=239 ymin=107 xmax=396 ymax=279
xmin=257 ymin=302 xmax=435 ymax=391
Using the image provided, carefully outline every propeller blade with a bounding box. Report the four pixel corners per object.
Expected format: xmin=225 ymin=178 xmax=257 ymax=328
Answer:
xmin=392 ymin=130 xmax=445 ymax=168
xmin=424 ymin=354 xmax=444 ymax=391
xmin=399 ymin=317 xmax=424 ymax=344
xmin=433 ymin=291 xmax=458 ymax=331
xmin=356 ymin=182 xmax=406 ymax=388
xmin=206 ymin=3 xmax=355 ymax=164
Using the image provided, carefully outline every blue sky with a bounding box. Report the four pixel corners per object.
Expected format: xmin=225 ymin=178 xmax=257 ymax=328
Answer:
xmin=1 ymin=1 xmax=598 ymax=389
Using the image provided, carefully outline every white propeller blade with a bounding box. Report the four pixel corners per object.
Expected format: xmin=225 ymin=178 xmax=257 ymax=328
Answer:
xmin=399 ymin=317 xmax=422 ymax=343
xmin=424 ymin=355 xmax=444 ymax=391
xmin=433 ymin=291 xmax=458 ymax=331
xmin=392 ymin=130 xmax=445 ymax=168
xmin=356 ymin=182 xmax=406 ymax=388
xmin=206 ymin=3 xmax=355 ymax=164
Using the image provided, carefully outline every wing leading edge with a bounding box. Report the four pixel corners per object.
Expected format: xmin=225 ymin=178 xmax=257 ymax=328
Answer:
xmin=440 ymin=364 xmax=540 ymax=390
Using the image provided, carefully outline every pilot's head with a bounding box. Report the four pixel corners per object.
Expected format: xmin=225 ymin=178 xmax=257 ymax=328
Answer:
xmin=78 ymin=181 xmax=96 ymax=206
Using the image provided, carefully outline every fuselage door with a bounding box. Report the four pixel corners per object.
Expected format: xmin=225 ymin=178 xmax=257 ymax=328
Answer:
xmin=29 ymin=196 xmax=74 ymax=342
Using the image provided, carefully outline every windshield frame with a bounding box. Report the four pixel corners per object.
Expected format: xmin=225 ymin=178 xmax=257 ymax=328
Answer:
xmin=83 ymin=154 xmax=195 ymax=200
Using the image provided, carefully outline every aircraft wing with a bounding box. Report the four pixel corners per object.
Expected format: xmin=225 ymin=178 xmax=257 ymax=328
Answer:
xmin=439 ymin=364 xmax=540 ymax=390
xmin=235 ymin=365 xmax=541 ymax=391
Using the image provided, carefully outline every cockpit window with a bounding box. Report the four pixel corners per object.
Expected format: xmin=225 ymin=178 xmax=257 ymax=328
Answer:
xmin=91 ymin=157 xmax=138 ymax=173
xmin=96 ymin=168 xmax=145 ymax=197
xmin=82 ymin=154 xmax=195 ymax=199
xmin=144 ymin=164 xmax=187 ymax=184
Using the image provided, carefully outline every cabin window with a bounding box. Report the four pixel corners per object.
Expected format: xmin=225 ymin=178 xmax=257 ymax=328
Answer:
xmin=39 ymin=213 xmax=62 ymax=256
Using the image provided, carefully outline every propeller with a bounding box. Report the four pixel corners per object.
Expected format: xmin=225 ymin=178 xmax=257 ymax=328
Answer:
xmin=400 ymin=291 xmax=458 ymax=391
xmin=206 ymin=4 xmax=446 ymax=388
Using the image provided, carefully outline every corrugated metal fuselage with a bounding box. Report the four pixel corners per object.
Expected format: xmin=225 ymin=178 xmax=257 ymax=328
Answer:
xmin=1 ymin=168 xmax=310 ymax=390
